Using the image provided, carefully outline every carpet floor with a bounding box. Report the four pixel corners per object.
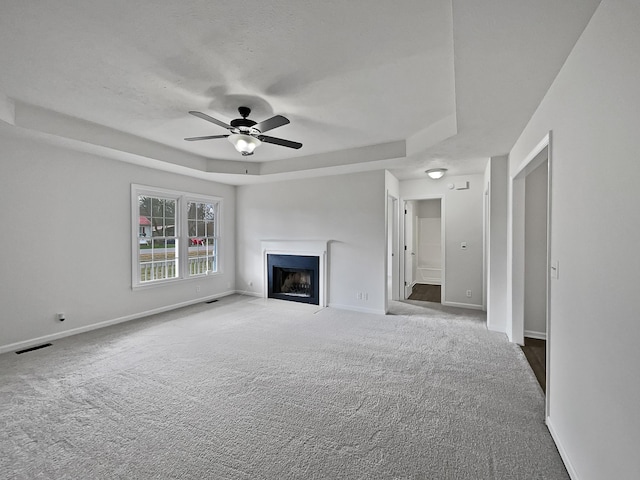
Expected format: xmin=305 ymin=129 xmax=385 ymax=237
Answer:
xmin=0 ymin=295 xmax=566 ymax=479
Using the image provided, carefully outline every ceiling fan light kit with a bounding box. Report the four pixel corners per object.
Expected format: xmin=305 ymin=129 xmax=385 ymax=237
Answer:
xmin=185 ymin=107 xmax=302 ymax=156
xmin=228 ymin=133 xmax=261 ymax=156
xmin=426 ymin=168 xmax=447 ymax=179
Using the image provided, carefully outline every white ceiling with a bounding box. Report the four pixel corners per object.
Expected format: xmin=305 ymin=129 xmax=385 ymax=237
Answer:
xmin=0 ymin=0 xmax=601 ymax=184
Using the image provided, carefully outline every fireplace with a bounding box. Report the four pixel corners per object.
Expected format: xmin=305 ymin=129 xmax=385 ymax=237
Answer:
xmin=267 ymin=254 xmax=319 ymax=305
xmin=261 ymin=240 xmax=327 ymax=307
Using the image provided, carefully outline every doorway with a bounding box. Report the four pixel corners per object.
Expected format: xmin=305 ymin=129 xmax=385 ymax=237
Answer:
xmin=386 ymin=194 xmax=399 ymax=309
xmin=510 ymin=134 xmax=551 ymax=405
xmin=522 ymin=155 xmax=549 ymax=393
xmin=403 ymin=198 xmax=444 ymax=303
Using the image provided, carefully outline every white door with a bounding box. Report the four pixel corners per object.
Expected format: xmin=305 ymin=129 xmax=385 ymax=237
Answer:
xmin=404 ymin=201 xmax=415 ymax=298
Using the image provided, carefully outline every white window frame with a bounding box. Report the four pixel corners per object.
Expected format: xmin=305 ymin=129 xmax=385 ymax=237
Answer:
xmin=131 ymin=184 xmax=222 ymax=289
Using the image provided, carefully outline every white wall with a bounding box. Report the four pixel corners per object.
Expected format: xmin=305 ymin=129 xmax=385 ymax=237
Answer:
xmin=236 ymin=170 xmax=387 ymax=314
xmin=509 ymin=1 xmax=640 ymax=477
xmin=0 ymin=130 xmax=236 ymax=351
xmin=401 ymin=174 xmax=484 ymax=308
xmin=524 ymin=160 xmax=548 ymax=338
xmin=484 ymin=156 xmax=509 ymax=332
xmin=417 ymin=198 xmax=441 ymax=219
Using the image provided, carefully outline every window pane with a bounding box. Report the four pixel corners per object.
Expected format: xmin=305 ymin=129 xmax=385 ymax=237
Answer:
xmin=166 ymin=241 xmax=178 ymax=275
xmin=151 ymin=197 xmax=159 ymax=218
xmin=139 ymin=196 xmax=150 ymax=217
xmin=197 ymin=221 xmax=205 ymax=237
xmin=165 ymin=200 xmax=175 ymax=223
xmin=204 ymin=203 xmax=215 ymax=221
xmin=143 ymin=236 xmax=178 ymax=282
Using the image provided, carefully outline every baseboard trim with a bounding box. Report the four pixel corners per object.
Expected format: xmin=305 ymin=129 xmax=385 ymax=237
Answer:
xmin=327 ymin=303 xmax=386 ymax=315
xmin=442 ymin=301 xmax=483 ymax=310
xmin=524 ymin=329 xmax=547 ymax=340
xmin=235 ymin=290 xmax=262 ymax=298
xmin=0 ymin=290 xmax=236 ymax=355
xmin=547 ymin=416 xmax=580 ymax=479
xmin=487 ymin=323 xmax=507 ymax=335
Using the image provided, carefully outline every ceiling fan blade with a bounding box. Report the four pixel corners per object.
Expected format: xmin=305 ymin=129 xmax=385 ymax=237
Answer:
xmin=254 ymin=115 xmax=290 ymax=133
xmin=188 ymin=111 xmax=232 ymax=130
xmin=184 ymin=135 xmax=229 ymax=141
xmin=259 ymin=135 xmax=302 ymax=149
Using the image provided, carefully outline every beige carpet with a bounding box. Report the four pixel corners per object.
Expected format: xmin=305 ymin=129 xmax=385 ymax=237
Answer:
xmin=0 ymin=295 xmax=566 ymax=479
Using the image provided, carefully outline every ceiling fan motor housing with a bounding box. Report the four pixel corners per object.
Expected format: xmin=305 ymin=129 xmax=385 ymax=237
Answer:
xmin=230 ymin=117 xmax=257 ymax=128
xmin=231 ymin=107 xmax=260 ymax=134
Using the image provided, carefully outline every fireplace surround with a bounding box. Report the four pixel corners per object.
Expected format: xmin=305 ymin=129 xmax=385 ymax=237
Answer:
xmin=261 ymin=240 xmax=327 ymax=307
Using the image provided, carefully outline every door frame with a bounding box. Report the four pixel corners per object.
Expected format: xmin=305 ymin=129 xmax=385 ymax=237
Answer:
xmin=508 ymin=131 xmax=552 ymax=416
xmin=385 ymin=193 xmax=400 ymax=312
xmin=400 ymin=195 xmax=446 ymax=303
xmin=483 ymin=183 xmax=490 ymax=313
xmin=403 ymin=200 xmax=415 ymax=298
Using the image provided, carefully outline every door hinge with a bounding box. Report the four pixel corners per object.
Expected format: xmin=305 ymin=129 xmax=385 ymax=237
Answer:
xmin=404 ymin=209 xmax=407 ymax=214
xmin=404 ymin=245 xmax=407 ymax=250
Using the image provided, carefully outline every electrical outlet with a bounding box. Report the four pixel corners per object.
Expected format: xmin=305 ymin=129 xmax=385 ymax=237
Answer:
xmin=364 ymin=293 xmax=369 ymax=301
xmin=466 ymin=290 xmax=472 ymax=298
xmin=196 ymin=285 xmax=201 ymax=293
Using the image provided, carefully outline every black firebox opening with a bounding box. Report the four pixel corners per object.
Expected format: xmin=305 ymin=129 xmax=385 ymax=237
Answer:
xmin=267 ymin=254 xmax=320 ymax=305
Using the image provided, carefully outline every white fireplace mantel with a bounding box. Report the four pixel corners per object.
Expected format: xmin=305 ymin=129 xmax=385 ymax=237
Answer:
xmin=261 ymin=240 xmax=328 ymax=307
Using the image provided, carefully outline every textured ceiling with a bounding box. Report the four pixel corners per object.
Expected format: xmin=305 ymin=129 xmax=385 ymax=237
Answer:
xmin=0 ymin=0 xmax=601 ymax=184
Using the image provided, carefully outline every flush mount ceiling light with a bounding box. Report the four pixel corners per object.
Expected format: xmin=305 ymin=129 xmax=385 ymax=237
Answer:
xmin=426 ymin=168 xmax=448 ymax=179
xmin=228 ymin=133 xmax=261 ymax=156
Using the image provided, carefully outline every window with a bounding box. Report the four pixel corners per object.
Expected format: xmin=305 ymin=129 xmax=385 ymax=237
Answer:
xmin=187 ymin=200 xmax=218 ymax=276
xmin=132 ymin=185 xmax=221 ymax=287
xmin=137 ymin=193 xmax=179 ymax=283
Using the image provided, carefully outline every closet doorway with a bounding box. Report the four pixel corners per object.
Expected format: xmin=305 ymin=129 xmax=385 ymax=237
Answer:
xmin=510 ymin=133 xmax=551 ymax=409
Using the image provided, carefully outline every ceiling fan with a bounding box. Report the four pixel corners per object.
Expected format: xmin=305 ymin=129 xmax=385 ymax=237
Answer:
xmin=184 ymin=106 xmax=302 ymax=156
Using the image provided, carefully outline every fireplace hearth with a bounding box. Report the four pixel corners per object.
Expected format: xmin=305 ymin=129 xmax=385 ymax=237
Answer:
xmin=267 ymin=254 xmax=320 ymax=305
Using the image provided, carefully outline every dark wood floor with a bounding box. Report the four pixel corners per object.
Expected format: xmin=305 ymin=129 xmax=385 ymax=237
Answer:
xmin=408 ymin=283 xmax=441 ymax=303
xmin=521 ymin=338 xmax=546 ymax=393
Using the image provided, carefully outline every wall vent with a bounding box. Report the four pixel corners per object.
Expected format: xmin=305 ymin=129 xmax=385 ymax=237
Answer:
xmin=16 ymin=343 xmax=52 ymax=354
